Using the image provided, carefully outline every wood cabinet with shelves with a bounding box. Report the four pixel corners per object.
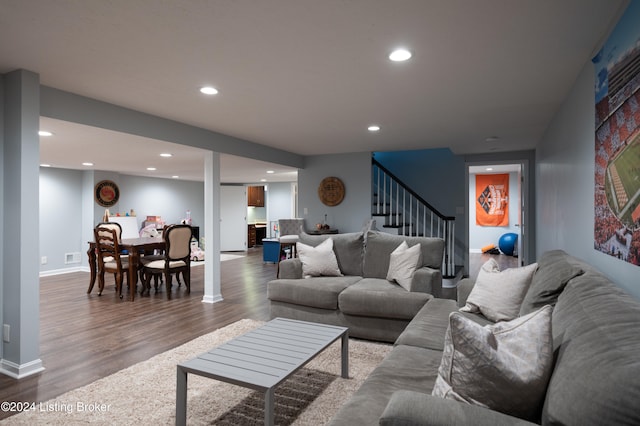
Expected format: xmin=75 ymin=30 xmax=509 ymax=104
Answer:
xmin=248 ymin=224 xmax=257 ymax=247
xmin=247 ymin=186 xmax=265 ymax=207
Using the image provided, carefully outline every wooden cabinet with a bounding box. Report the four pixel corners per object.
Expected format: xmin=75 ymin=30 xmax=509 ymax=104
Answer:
xmin=247 ymin=186 xmax=265 ymax=207
xmin=248 ymin=224 xmax=257 ymax=247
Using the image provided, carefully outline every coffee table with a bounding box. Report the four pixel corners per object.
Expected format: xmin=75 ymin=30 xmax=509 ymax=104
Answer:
xmin=175 ymin=318 xmax=349 ymax=425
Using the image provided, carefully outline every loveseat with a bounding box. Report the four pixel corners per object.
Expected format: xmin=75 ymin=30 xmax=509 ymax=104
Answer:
xmin=329 ymin=249 xmax=640 ymax=425
xmin=267 ymin=230 xmax=445 ymax=342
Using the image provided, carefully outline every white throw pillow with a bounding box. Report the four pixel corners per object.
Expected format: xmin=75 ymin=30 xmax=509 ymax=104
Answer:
xmin=460 ymin=259 xmax=538 ymax=322
xmin=432 ymin=305 xmax=553 ymax=421
xmin=386 ymin=241 xmax=422 ymax=291
xmin=296 ymin=238 xmax=343 ymax=277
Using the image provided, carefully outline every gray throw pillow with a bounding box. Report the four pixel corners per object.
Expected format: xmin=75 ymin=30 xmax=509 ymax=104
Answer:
xmin=519 ymin=253 xmax=583 ymax=316
xmin=432 ymin=305 xmax=553 ymax=421
xmin=460 ymin=259 xmax=538 ymax=322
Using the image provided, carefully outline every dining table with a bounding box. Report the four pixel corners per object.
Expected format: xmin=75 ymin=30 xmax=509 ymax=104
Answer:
xmin=87 ymin=236 xmax=166 ymax=301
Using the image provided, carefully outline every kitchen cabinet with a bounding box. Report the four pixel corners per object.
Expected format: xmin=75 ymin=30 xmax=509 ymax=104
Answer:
xmin=247 ymin=185 xmax=265 ymax=207
xmin=248 ymin=224 xmax=257 ymax=248
xmin=248 ymin=224 xmax=266 ymax=248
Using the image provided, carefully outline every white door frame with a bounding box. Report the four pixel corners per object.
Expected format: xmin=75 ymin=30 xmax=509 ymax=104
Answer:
xmin=465 ymin=160 xmax=529 ymax=274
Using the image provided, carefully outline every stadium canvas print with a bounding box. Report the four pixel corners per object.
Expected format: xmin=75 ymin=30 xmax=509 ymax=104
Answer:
xmin=593 ymin=1 xmax=640 ymax=267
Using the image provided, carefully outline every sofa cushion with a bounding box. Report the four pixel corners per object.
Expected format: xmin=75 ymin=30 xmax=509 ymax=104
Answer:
xmin=296 ymin=238 xmax=342 ymax=277
xmin=299 ymin=231 xmax=364 ymax=276
xmin=460 ymin=259 xmax=538 ymax=322
xmin=380 ymin=390 xmax=536 ymax=426
xmin=339 ymin=278 xmax=431 ymax=320
xmin=267 ymin=276 xmax=361 ymax=310
xmin=395 ymin=298 xmax=459 ymax=351
xmin=541 ymin=268 xmax=640 ymax=425
xmin=432 ymin=306 xmax=553 ymax=422
xmin=519 ymin=249 xmax=583 ymax=316
xmin=363 ymin=231 xmax=444 ymax=279
xmin=329 ymin=345 xmax=443 ymax=426
xmin=386 ymin=241 xmax=422 ymax=291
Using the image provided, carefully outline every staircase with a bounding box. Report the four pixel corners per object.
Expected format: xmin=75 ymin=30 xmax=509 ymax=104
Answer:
xmin=372 ymin=159 xmax=456 ymax=278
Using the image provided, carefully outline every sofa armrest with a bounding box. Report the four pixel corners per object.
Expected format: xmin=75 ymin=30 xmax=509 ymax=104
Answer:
xmin=409 ymin=267 xmax=442 ymax=294
xmin=278 ymin=258 xmax=303 ymax=279
xmin=380 ymin=390 xmax=536 ymax=426
xmin=456 ymin=278 xmax=475 ymax=307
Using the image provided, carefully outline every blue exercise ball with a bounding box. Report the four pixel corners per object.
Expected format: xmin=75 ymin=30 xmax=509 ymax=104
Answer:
xmin=498 ymin=233 xmax=518 ymax=256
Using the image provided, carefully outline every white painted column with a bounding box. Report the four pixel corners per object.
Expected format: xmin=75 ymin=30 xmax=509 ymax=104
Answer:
xmin=202 ymin=151 xmax=223 ymax=303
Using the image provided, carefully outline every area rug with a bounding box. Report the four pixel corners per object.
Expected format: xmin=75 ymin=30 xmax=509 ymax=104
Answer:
xmin=3 ymin=319 xmax=391 ymax=425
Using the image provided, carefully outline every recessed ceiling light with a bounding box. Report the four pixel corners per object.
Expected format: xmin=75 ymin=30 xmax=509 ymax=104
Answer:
xmin=40 ymin=164 xmax=51 ymax=167
xmin=368 ymin=125 xmax=381 ymax=132
xmin=172 ymin=175 xmax=179 ymax=179
xmin=82 ymin=162 xmax=94 ymax=166
xmin=266 ymin=170 xmax=275 ymax=174
xmin=486 ymin=167 xmax=494 ymax=171
xmin=160 ymin=153 xmax=172 ymax=157
xmin=389 ymin=49 xmax=412 ymax=62
xmin=260 ymin=178 xmax=267 ymax=182
xmin=38 ymin=130 xmax=53 ymax=137
xmin=147 ymin=167 xmax=156 ymax=171
xmin=200 ymin=86 xmax=218 ymax=95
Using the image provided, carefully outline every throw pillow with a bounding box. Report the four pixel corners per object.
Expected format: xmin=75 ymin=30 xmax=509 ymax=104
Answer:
xmin=296 ymin=238 xmax=343 ymax=277
xmin=432 ymin=305 xmax=553 ymax=421
xmin=519 ymin=254 xmax=584 ymax=316
xmin=387 ymin=241 xmax=422 ymax=291
xmin=386 ymin=241 xmax=422 ymax=291
xmin=460 ymin=259 xmax=538 ymax=322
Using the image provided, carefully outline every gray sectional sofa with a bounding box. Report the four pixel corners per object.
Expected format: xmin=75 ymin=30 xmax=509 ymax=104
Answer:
xmin=267 ymin=230 xmax=445 ymax=342
xmin=328 ymin=249 xmax=640 ymax=425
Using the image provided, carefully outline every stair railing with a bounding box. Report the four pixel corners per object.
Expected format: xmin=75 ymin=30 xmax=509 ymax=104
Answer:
xmin=372 ymin=158 xmax=456 ymax=277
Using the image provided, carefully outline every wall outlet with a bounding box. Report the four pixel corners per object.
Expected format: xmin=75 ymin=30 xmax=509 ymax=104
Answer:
xmin=303 ymin=207 xmax=308 ymax=215
xmin=41 ymin=256 xmax=47 ymax=265
xmin=3 ymin=324 xmax=9 ymax=343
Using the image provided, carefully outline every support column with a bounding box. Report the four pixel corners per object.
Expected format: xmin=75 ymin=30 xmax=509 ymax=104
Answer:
xmin=202 ymin=150 xmax=223 ymax=303
xmin=1 ymin=69 xmax=44 ymax=378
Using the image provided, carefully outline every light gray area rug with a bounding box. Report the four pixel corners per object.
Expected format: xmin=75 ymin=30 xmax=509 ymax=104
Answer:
xmin=4 ymin=319 xmax=391 ymax=425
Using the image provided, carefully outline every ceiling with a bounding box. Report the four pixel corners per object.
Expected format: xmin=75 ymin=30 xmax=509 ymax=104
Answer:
xmin=0 ymin=0 xmax=628 ymax=182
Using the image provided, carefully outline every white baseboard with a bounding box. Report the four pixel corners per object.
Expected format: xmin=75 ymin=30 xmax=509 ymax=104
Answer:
xmin=39 ymin=266 xmax=89 ymax=277
xmin=0 ymin=357 xmax=45 ymax=379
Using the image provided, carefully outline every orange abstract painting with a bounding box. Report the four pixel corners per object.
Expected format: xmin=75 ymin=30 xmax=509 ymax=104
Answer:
xmin=476 ymin=174 xmax=509 ymax=227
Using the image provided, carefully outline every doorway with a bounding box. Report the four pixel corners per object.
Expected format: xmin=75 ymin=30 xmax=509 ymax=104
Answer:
xmin=465 ymin=162 xmax=526 ymax=277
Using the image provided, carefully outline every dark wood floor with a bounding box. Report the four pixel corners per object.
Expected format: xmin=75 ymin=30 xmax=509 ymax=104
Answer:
xmin=0 ymin=248 xmax=274 ymax=420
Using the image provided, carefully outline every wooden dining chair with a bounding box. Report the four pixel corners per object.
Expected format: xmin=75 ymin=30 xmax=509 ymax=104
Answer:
xmin=88 ymin=221 xmax=125 ymax=294
xmin=93 ymin=225 xmax=130 ymax=298
xmin=140 ymin=224 xmax=192 ymax=297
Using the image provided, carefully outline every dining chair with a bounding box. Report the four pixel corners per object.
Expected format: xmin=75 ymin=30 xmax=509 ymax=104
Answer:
xmin=93 ymin=225 xmax=130 ymax=298
xmin=88 ymin=221 xmax=125 ymax=294
xmin=140 ymin=224 xmax=192 ymax=297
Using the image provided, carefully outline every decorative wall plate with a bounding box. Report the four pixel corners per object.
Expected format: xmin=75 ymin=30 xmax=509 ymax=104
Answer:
xmin=95 ymin=180 xmax=120 ymax=207
xmin=318 ymin=176 xmax=345 ymax=206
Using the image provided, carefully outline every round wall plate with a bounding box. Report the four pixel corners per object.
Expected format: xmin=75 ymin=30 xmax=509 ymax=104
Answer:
xmin=318 ymin=177 xmax=345 ymax=206
xmin=95 ymin=180 xmax=120 ymax=207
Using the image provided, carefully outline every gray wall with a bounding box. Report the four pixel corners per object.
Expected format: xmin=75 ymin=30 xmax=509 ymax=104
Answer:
xmin=39 ymin=168 xmax=84 ymax=272
xmin=537 ymin=62 xmax=639 ymax=299
xmin=38 ymin=167 xmax=204 ymax=274
xmin=297 ymin=152 xmax=371 ymax=233
xmin=267 ymin=182 xmax=296 ymax=237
